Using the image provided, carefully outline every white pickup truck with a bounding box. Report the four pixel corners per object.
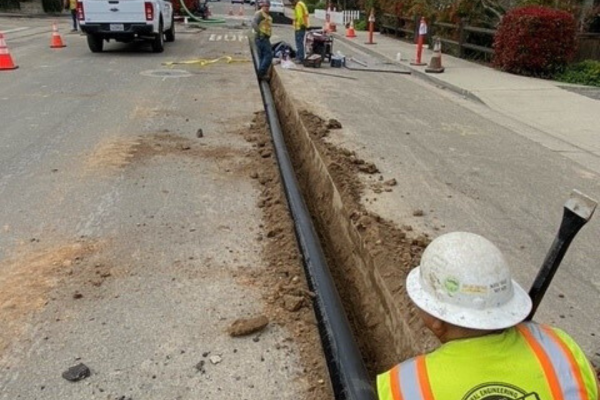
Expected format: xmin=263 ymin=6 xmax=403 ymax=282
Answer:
xmin=78 ymin=0 xmax=175 ymax=53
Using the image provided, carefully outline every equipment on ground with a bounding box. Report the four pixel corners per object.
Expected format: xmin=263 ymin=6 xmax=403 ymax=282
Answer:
xmin=527 ymin=190 xmax=597 ymax=319
xmin=330 ymin=55 xmax=343 ymax=68
xmin=303 ymin=53 xmax=323 ymax=68
xmin=304 ymin=28 xmax=333 ymax=64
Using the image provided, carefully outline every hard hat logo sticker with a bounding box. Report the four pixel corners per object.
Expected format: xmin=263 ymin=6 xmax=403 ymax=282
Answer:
xmin=461 ymin=284 xmax=488 ymax=295
xmin=462 ymin=382 xmax=539 ymax=400
xmin=444 ymin=277 xmax=459 ymax=294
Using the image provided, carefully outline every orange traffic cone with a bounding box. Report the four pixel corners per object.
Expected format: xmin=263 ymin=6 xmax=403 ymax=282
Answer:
xmin=50 ymin=23 xmax=66 ymax=48
xmin=345 ymin=20 xmax=356 ymax=38
xmin=0 ymin=33 xmax=18 ymax=70
xmin=425 ymin=36 xmax=445 ymax=73
xmin=238 ymin=4 xmax=244 ymax=15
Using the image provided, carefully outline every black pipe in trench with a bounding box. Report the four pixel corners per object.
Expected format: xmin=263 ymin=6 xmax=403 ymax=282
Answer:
xmin=249 ymin=40 xmax=377 ymax=400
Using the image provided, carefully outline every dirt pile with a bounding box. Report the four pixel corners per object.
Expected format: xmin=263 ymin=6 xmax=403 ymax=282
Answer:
xmin=240 ymin=113 xmax=333 ymax=399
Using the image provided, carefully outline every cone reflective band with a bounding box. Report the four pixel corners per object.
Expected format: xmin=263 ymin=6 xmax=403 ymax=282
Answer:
xmin=419 ymin=19 xmax=427 ymax=35
xmin=0 ymin=33 xmax=18 ymax=70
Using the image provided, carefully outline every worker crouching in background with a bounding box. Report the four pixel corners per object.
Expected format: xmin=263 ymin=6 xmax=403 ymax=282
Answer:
xmin=377 ymin=232 xmax=600 ymax=400
xmin=252 ymin=0 xmax=273 ymax=82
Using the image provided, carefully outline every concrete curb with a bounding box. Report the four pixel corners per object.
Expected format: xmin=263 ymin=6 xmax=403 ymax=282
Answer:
xmin=332 ymin=32 xmax=485 ymax=105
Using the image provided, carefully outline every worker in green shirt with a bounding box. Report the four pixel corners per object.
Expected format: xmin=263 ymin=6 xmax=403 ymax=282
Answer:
xmin=377 ymin=231 xmax=600 ymax=400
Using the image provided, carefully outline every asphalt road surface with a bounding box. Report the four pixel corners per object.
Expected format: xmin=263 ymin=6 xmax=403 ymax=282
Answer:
xmin=0 ymin=15 xmax=327 ymax=400
xmin=1 ymin=7 xmax=598 ymax=398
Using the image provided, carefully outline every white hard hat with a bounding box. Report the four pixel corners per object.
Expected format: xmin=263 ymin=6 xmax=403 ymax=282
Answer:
xmin=406 ymin=232 xmax=532 ymax=330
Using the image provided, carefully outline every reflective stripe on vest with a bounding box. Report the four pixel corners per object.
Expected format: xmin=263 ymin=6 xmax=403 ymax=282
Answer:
xmin=384 ymin=356 xmax=434 ymax=400
xmin=517 ymin=322 xmax=590 ymax=400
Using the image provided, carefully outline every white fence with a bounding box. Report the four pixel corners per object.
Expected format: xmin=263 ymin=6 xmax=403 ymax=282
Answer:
xmin=314 ymin=9 xmax=361 ymax=25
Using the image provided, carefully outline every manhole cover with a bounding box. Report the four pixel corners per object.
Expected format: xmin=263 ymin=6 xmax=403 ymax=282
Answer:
xmin=140 ymin=69 xmax=193 ymax=78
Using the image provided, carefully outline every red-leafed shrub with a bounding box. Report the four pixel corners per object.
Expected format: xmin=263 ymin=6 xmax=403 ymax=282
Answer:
xmin=173 ymin=0 xmax=198 ymax=15
xmin=493 ymin=6 xmax=577 ymax=77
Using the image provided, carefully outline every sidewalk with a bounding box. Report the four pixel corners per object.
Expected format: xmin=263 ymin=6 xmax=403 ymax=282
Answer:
xmin=315 ymin=20 xmax=600 ymax=173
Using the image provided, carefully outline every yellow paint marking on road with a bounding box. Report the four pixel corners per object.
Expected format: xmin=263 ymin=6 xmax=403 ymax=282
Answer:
xmin=441 ymin=122 xmax=479 ymax=136
xmin=162 ymin=56 xmax=250 ymax=68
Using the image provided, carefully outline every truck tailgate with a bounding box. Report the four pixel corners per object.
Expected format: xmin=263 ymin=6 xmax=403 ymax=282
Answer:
xmin=83 ymin=0 xmax=147 ymax=23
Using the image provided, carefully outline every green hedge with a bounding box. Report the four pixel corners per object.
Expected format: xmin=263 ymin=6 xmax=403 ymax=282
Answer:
xmin=555 ymin=60 xmax=600 ymax=87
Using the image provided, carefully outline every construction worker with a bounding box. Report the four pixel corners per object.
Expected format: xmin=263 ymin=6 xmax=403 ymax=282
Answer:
xmin=290 ymin=0 xmax=309 ymax=64
xmin=377 ymin=231 xmax=600 ymax=400
xmin=65 ymin=0 xmax=78 ymax=31
xmin=251 ymin=0 xmax=273 ymax=81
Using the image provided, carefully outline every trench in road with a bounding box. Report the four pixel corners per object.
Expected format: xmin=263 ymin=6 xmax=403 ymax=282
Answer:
xmin=265 ymin=69 xmax=440 ymax=379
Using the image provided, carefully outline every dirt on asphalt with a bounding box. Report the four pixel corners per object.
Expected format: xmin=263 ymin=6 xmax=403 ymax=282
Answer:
xmin=240 ymin=112 xmax=333 ymax=398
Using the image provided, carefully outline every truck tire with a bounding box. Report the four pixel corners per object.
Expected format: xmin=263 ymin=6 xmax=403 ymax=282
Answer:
xmin=151 ymin=21 xmax=165 ymax=53
xmin=165 ymin=16 xmax=175 ymax=42
xmin=87 ymin=33 xmax=104 ymax=53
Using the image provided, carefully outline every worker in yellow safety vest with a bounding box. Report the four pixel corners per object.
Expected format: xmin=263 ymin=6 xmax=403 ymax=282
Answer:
xmin=377 ymin=231 xmax=600 ymax=400
xmin=251 ymin=0 xmax=273 ymax=81
xmin=65 ymin=0 xmax=79 ymax=31
xmin=290 ymin=0 xmax=309 ymax=64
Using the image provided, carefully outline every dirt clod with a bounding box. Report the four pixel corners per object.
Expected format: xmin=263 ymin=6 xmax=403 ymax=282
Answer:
xmin=196 ymin=128 xmax=204 ymax=138
xmin=412 ymin=209 xmax=424 ymax=217
xmin=282 ymin=295 xmax=304 ymax=312
xmin=358 ymin=162 xmax=379 ymax=174
xmin=326 ymin=119 xmax=342 ymax=129
xmin=195 ymin=360 xmax=206 ymax=373
xmin=227 ymin=315 xmax=269 ymax=337
xmin=62 ymin=363 xmax=91 ymax=382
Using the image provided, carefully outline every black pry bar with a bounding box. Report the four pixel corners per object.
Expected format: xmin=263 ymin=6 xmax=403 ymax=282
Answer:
xmin=527 ymin=189 xmax=597 ymax=320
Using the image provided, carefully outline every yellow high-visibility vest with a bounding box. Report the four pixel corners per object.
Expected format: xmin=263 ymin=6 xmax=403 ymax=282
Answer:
xmin=377 ymin=322 xmax=598 ymax=400
xmin=293 ymin=1 xmax=309 ymax=30
xmin=254 ymin=9 xmax=272 ymax=37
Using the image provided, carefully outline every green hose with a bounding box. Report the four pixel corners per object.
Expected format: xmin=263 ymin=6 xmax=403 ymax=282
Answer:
xmin=178 ymin=0 xmax=226 ymax=24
